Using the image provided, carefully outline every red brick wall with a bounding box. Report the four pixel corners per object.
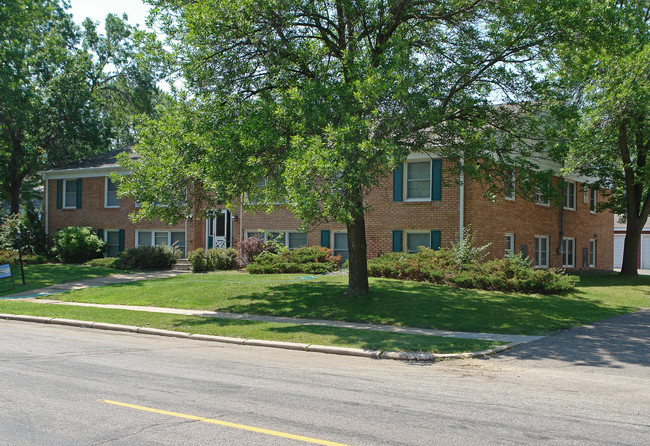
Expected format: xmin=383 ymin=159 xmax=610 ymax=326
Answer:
xmin=464 ymin=179 xmax=613 ymax=270
xmin=46 ymin=177 xmax=185 ymax=251
xmin=46 ymin=166 xmax=614 ymax=270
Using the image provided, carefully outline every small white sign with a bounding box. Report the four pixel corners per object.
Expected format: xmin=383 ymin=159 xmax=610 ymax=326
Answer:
xmin=0 ymin=264 xmax=11 ymax=280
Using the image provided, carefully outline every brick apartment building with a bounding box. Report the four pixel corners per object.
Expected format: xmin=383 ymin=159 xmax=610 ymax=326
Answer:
xmin=41 ymin=148 xmax=613 ymax=270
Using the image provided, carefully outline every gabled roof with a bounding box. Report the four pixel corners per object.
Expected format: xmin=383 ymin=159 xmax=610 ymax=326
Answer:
xmin=40 ymin=147 xmax=139 ymax=179
xmin=44 ymin=147 xmax=138 ymax=171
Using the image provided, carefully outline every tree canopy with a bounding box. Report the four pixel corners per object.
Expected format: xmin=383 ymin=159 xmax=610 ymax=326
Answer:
xmin=544 ymin=0 xmax=650 ymax=276
xmin=123 ymin=0 xmax=584 ymax=293
xmin=0 ymin=0 xmax=162 ymax=213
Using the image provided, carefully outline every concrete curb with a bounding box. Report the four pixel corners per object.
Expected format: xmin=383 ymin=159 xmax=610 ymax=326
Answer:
xmin=0 ymin=313 xmax=521 ymax=361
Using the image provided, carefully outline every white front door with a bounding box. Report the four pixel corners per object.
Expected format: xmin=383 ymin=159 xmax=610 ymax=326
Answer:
xmin=206 ymin=210 xmax=231 ymax=249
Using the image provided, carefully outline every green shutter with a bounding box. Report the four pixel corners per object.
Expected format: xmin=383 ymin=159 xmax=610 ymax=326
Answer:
xmin=97 ymin=229 xmax=104 ymax=239
xmin=56 ymin=180 xmax=62 ymax=209
xmin=118 ymin=229 xmax=125 ymax=252
xmin=392 ymin=230 xmax=403 ymax=252
xmin=320 ymin=230 xmax=330 ymax=248
xmin=76 ymin=178 xmax=82 ymax=209
xmin=430 ymin=230 xmax=441 ymax=251
xmin=393 ymin=165 xmax=403 ymax=202
xmin=207 ymin=236 xmax=213 ymax=249
xmin=432 ymin=159 xmax=442 ymax=201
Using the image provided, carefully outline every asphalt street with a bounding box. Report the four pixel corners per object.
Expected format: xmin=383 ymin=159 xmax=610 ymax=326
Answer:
xmin=0 ymin=312 xmax=648 ymax=445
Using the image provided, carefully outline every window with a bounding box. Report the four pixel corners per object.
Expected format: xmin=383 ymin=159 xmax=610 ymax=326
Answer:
xmin=563 ymin=181 xmax=576 ymax=210
xmin=63 ymin=179 xmax=78 ymax=209
xmin=504 ymin=233 xmax=514 ymax=257
xmin=105 ymin=230 xmax=120 ymax=258
xmin=534 ymin=236 xmax=549 ymax=268
xmin=287 ymin=232 xmax=308 ymax=249
xmin=505 ymin=170 xmax=515 ymax=201
xmin=589 ymin=239 xmax=597 ymax=267
xmin=535 ymin=188 xmax=550 ymax=206
xmin=405 ymin=160 xmax=431 ymax=200
xmin=332 ymin=232 xmax=349 ymax=262
xmin=590 ymin=188 xmax=597 ymax=213
xmin=406 ymin=232 xmax=430 ymax=253
xmin=105 ymin=177 xmax=120 ymax=208
xmin=136 ymin=230 xmax=186 ymax=257
xmin=562 ymin=238 xmax=575 ymax=268
xmin=244 ymin=231 xmax=308 ymax=250
xmin=583 ymin=187 xmax=590 ymax=204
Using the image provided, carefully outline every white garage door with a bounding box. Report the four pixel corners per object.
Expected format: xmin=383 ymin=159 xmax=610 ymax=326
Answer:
xmin=641 ymin=235 xmax=650 ymax=269
xmin=613 ymin=234 xmax=625 ymax=268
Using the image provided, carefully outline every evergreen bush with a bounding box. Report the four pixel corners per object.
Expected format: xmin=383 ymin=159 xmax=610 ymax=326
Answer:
xmin=247 ymin=246 xmax=340 ymax=274
xmin=188 ymin=248 xmax=238 ymax=273
xmin=114 ymin=245 xmax=179 ymax=270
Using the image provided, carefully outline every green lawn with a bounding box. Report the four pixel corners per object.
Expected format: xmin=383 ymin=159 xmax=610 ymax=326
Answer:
xmin=0 ymin=264 xmax=118 ymax=297
xmin=0 ymin=300 xmax=503 ymax=354
xmin=18 ymin=271 xmax=650 ymax=336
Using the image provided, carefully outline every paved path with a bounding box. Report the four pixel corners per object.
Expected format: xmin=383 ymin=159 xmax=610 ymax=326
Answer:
xmin=1 ymin=270 xmax=185 ymax=299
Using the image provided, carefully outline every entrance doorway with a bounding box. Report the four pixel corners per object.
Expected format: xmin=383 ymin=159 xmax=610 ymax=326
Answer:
xmin=206 ymin=210 xmax=232 ymax=249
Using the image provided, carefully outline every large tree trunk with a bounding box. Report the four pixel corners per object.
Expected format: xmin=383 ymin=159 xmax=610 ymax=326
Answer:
xmin=9 ymin=183 xmax=21 ymax=215
xmin=345 ymin=190 xmax=369 ymax=295
xmin=620 ymin=218 xmax=644 ymax=276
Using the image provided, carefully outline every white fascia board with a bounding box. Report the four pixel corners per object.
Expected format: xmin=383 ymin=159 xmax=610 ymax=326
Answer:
xmin=40 ymin=167 xmax=131 ymax=180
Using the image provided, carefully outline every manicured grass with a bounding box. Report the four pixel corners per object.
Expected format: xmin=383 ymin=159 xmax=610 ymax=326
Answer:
xmin=43 ymin=271 xmax=650 ymax=335
xmin=0 ymin=264 xmax=118 ymax=297
xmin=0 ymin=301 xmax=503 ymax=353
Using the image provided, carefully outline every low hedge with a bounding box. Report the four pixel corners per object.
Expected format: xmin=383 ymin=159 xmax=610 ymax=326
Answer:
xmin=114 ymin=245 xmax=179 ymax=270
xmin=247 ymin=246 xmax=340 ymax=274
xmin=367 ymin=249 xmax=577 ymax=294
xmin=0 ymin=250 xmax=48 ymax=266
xmin=188 ymin=248 xmax=238 ymax=273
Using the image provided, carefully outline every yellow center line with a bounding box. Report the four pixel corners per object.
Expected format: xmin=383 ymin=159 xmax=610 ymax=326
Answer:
xmin=100 ymin=399 xmax=351 ymax=446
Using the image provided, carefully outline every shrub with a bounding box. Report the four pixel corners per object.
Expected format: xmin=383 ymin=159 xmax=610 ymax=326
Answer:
xmin=188 ymin=248 xmax=238 ymax=273
xmin=247 ymin=246 xmax=341 ymax=274
xmin=367 ymin=250 xmax=577 ymax=294
xmin=85 ymin=257 xmax=118 ymax=268
xmin=114 ymin=245 xmax=179 ymax=270
xmin=206 ymin=248 xmax=238 ymax=271
xmin=188 ymin=248 xmax=208 ymax=273
xmin=236 ymin=236 xmax=271 ymax=265
xmin=450 ymin=226 xmax=491 ymax=268
xmin=51 ymin=226 xmax=105 ymax=263
xmin=0 ymin=249 xmax=48 ymax=265
xmin=0 ymin=205 xmax=47 ymax=255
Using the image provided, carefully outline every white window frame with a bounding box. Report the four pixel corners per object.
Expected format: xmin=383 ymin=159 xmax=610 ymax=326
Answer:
xmin=504 ymin=233 xmax=515 ymax=257
xmin=563 ymin=181 xmax=576 ymax=210
xmin=535 ymin=188 xmax=550 ymax=206
xmin=136 ymin=230 xmax=185 ymax=249
xmin=244 ymin=230 xmax=308 ymax=250
xmin=405 ymin=231 xmax=431 ymax=253
xmin=104 ymin=177 xmax=120 ymax=208
xmin=62 ymin=179 xmax=78 ymax=209
xmin=404 ymin=159 xmax=432 ymax=202
xmin=534 ymin=236 xmax=549 ymax=269
xmin=590 ymin=188 xmax=597 ymax=213
xmin=505 ymin=170 xmax=515 ymax=201
xmin=589 ymin=239 xmax=597 ymax=267
xmin=562 ymin=237 xmax=575 ymax=268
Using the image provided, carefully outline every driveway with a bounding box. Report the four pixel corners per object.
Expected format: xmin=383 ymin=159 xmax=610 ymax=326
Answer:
xmin=480 ymin=308 xmax=650 ymax=376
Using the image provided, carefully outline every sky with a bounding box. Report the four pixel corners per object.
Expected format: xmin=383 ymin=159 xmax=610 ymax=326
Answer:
xmin=68 ymin=0 xmax=151 ymax=30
